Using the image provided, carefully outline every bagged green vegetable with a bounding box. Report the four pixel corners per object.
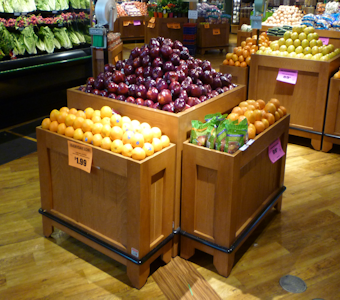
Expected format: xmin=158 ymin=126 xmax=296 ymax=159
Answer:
xmin=190 ymin=120 xmax=213 ymax=147
xmin=224 ymin=118 xmax=248 ymax=154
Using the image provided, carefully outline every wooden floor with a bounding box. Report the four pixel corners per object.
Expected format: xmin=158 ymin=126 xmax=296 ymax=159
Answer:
xmin=1 ymin=35 xmax=340 ymax=299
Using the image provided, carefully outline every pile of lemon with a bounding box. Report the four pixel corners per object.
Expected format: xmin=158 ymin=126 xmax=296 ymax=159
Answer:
xmin=41 ymin=105 xmax=170 ymax=161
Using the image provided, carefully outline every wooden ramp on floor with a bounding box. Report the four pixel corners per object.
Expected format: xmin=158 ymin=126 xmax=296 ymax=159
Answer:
xmin=152 ymin=256 xmax=221 ymax=300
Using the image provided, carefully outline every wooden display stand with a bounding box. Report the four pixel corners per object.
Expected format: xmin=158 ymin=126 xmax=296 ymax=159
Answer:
xmin=197 ymin=22 xmax=230 ymax=54
xmin=144 ymin=17 xmax=188 ymax=44
xmin=108 ymin=42 xmax=123 ymax=65
xmin=237 ymin=30 xmax=252 ymax=46
xmin=36 ymin=127 xmax=176 ymax=289
xmin=67 ymin=85 xmax=247 ymax=255
xmin=248 ymin=54 xmax=340 ymax=150
xmin=118 ymin=16 xmax=146 ymax=41
xmin=220 ymin=65 xmax=249 ymax=89
xmin=322 ymin=77 xmax=340 ymax=152
xmin=315 ymin=29 xmax=340 ymax=49
xmin=180 ymin=114 xmax=290 ymax=277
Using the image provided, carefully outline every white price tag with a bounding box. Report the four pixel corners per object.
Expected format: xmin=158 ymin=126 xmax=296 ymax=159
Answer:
xmin=188 ymin=10 xmax=198 ymax=19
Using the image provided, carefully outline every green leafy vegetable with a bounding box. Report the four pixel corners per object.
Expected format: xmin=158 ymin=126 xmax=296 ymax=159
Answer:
xmin=53 ymin=27 xmax=72 ymax=49
xmin=67 ymin=27 xmax=80 ymax=46
xmin=69 ymin=0 xmax=80 ymax=9
xmin=3 ymin=0 xmax=13 ymax=13
xmin=53 ymin=38 xmax=61 ymax=49
xmin=36 ymin=38 xmax=45 ymax=51
xmin=0 ymin=49 xmax=5 ymax=60
xmin=38 ymin=26 xmax=55 ymax=53
xmin=12 ymin=33 xmax=26 ymax=56
xmin=0 ymin=24 xmax=14 ymax=56
xmin=21 ymin=26 xmax=38 ymax=54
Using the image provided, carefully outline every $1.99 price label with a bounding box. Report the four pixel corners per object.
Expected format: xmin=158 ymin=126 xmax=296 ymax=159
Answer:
xmin=68 ymin=141 xmax=92 ymax=173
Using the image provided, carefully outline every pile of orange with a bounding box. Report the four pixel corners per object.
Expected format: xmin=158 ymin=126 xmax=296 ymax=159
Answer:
xmin=41 ymin=105 xmax=170 ymax=161
xmin=334 ymin=69 xmax=340 ymax=79
xmin=227 ymin=98 xmax=287 ymax=139
xmin=223 ymin=32 xmax=271 ymax=67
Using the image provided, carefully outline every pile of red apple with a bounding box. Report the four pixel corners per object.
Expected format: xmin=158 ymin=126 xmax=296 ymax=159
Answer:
xmin=79 ymin=36 xmax=236 ymax=113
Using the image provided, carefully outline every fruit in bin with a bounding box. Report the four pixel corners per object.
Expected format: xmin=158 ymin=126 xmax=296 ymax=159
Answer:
xmin=41 ymin=118 xmax=51 ymax=130
xmin=158 ymin=89 xmax=172 ymax=105
xmin=160 ymin=135 xmax=170 ymax=148
xmin=152 ymin=138 xmax=163 ymax=152
xmin=73 ymin=128 xmax=84 ymax=141
xmin=132 ymin=147 xmax=146 ymax=160
xmin=111 ymin=139 xmax=124 ymax=154
xmin=143 ymin=143 xmax=154 ymax=156
xmin=82 ymin=119 xmax=94 ymax=133
xmin=122 ymin=143 xmax=133 ymax=157
xmin=65 ymin=126 xmax=75 ymax=138
xmin=83 ymin=132 xmax=93 ymax=144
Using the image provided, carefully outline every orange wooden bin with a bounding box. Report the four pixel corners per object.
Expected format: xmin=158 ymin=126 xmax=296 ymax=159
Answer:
xmin=37 ymin=127 xmax=176 ymax=289
xmin=248 ymin=53 xmax=340 ymax=150
xmin=67 ymin=85 xmax=247 ymax=255
xmin=322 ymin=77 xmax=340 ymax=152
xmin=180 ymin=114 xmax=290 ymax=277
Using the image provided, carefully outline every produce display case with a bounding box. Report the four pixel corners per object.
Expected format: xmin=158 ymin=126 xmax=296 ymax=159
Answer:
xmin=237 ymin=30 xmax=252 ymax=46
xmin=180 ymin=114 xmax=290 ymax=277
xmin=248 ymin=53 xmax=340 ymax=150
xmin=67 ymin=85 xmax=247 ymax=255
xmin=219 ymin=64 xmax=249 ymax=89
xmin=144 ymin=17 xmax=189 ymax=44
xmin=36 ymin=126 xmax=176 ymax=289
xmin=118 ymin=16 xmax=146 ymax=41
xmin=196 ymin=21 xmax=230 ymax=54
xmin=322 ymin=77 xmax=340 ymax=152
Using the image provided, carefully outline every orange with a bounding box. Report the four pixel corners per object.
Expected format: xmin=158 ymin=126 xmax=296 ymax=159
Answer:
xmin=235 ymin=61 xmax=241 ymax=67
xmin=264 ymin=102 xmax=276 ymax=115
xmin=110 ymin=126 xmax=123 ymax=141
xmin=143 ymin=143 xmax=154 ymax=157
xmin=59 ymin=107 xmax=69 ymax=114
xmin=240 ymin=62 xmax=247 ymax=68
xmin=57 ymin=123 xmax=66 ymax=135
xmin=246 ymin=56 xmax=251 ymax=65
xmin=81 ymin=119 xmax=94 ymax=133
xmin=265 ymin=113 xmax=275 ymax=125
xmin=248 ymin=123 xmax=256 ymax=133
xmin=246 ymin=99 xmax=256 ymax=105
xmin=223 ymin=59 xmax=229 ymax=65
xmin=160 ymin=135 xmax=170 ymax=148
xmin=262 ymin=118 xmax=269 ymax=129
xmin=68 ymin=108 xmax=78 ymax=115
xmin=122 ymin=116 xmax=131 ymax=124
xmin=232 ymin=106 xmax=243 ymax=115
xmin=122 ymin=143 xmax=133 ymax=157
xmin=141 ymin=128 xmax=154 ymax=143
xmin=277 ymin=108 xmax=284 ymax=118
xmin=254 ymin=121 xmax=265 ymax=135
xmin=101 ymin=137 xmax=112 ymax=150
xmin=101 ymin=124 xmax=112 ymax=138
xmin=110 ymin=114 xmax=122 ymax=127
xmin=247 ymin=104 xmax=256 ymax=111
xmin=93 ymin=110 xmax=101 ymax=118
xmin=73 ymin=117 xmax=84 ymax=129
xmin=244 ymin=110 xmax=255 ymax=124
xmin=76 ymin=110 xmax=86 ymax=119
xmin=111 ymin=139 xmax=124 ymax=154
xmin=122 ymin=130 xmax=135 ymax=145
xmin=101 ymin=117 xmax=111 ymax=126
xmin=236 ymin=48 xmax=243 ymax=57
xmin=229 ymin=59 xmax=235 ymax=66
xmin=92 ymin=122 xmax=103 ymax=135
xmin=239 ymin=101 xmax=248 ymax=108
xmin=92 ymin=133 xmax=103 ymax=147
xmin=238 ymin=55 xmax=245 ymax=63
xmin=84 ymin=107 xmax=94 ymax=119
xmin=83 ymin=131 xmax=93 ymax=144
xmin=269 ymin=98 xmax=281 ymax=109
xmin=73 ymin=128 xmax=84 ymax=141
xmin=279 ymin=106 xmax=287 ymax=116
xmin=65 ymin=126 xmax=75 ymax=138
xmin=227 ymin=113 xmax=239 ymax=122
xmin=256 ymin=99 xmax=266 ymax=110
xmin=274 ymin=111 xmax=281 ymax=121
xmin=131 ymin=119 xmax=141 ymax=129
xmin=92 ymin=115 xmax=102 ymax=124
xmin=140 ymin=122 xmax=151 ymax=131
xmin=248 ymin=127 xmax=256 ymax=139
xmin=238 ymin=115 xmax=247 ymax=124
xmin=241 ymin=41 xmax=246 ymax=47
xmin=152 ymin=137 xmax=163 ymax=152
xmin=41 ymin=118 xmax=51 ymax=129
xmin=131 ymin=132 xmax=144 ymax=148
xmin=253 ymin=109 xmax=262 ymax=121
xmin=65 ymin=114 xmax=76 ymax=127
xmin=241 ymin=106 xmax=248 ymax=114
xmin=57 ymin=111 xmax=68 ymax=124
xmin=243 ymin=50 xmax=250 ymax=58
xmin=131 ymin=147 xmax=146 ymax=160
xmin=49 ymin=120 xmax=58 ymax=132
xmin=50 ymin=109 xmax=60 ymax=122
xmin=151 ymin=127 xmax=162 ymax=139
xmin=122 ymin=122 xmax=133 ymax=133
xmin=100 ymin=106 xmax=113 ymax=118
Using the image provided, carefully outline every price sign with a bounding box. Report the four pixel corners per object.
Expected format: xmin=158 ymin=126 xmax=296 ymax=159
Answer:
xmin=188 ymin=10 xmax=198 ymax=19
xmin=204 ymin=23 xmax=210 ymax=29
xmin=319 ymin=37 xmax=329 ymax=45
xmin=268 ymin=138 xmax=285 ymax=163
xmin=68 ymin=141 xmax=92 ymax=173
xmin=123 ymin=21 xmax=130 ymax=26
xmin=213 ymin=28 xmax=220 ymax=35
xmin=134 ymin=20 xmax=141 ymax=26
xmin=277 ymin=69 xmax=298 ymax=85
xmin=172 ymin=23 xmax=180 ymax=29
xmin=149 ymin=17 xmax=156 ymax=23
xmin=148 ymin=22 xmax=155 ymax=28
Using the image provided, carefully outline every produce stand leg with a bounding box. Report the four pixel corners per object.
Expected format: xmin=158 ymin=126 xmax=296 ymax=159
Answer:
xmin=42 ymin=215 xmax=54 ymax=238
xmin=311 ymin=138 xmax=322 ymax=151
xmin=274 ymin=195 xmax=283 ymax=212
xmin=179 ymin=235 xmax=196 ymax=260
xmin=126 ymin=261 xmax=150 ymax=290
xmin=161 ymin=241 xmax=172 ymax=264
xmin=213 ymin=250 xmax=235 ymax=278
xmin=322 ymin=140 xmax=333 ymax=152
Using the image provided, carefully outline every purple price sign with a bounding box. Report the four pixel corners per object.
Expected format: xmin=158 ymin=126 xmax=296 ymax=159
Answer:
xmin=277 ymin=69 xmax=298 ymax=85
xmin=319 ymin=37 xmax=329 ymax=45
xmin=134 ymin=20 xmax=141 ymax=26
xmin=268 ymin=138 xmax=285 ymax=163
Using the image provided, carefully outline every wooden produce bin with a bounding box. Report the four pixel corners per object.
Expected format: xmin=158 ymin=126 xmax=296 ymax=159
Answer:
xmin=180 ymin=114 xmax=290 ymax=277
xmin=237 ymin=30 xmax=252 ymax=46
xmin=118 ymin=16 xmax=146 ymax=41
xmin=248 ymin=54 xmax=340 ymax=150
xmin=37 ymin=127 xmax=176 ymax=289
xmin=315 ymin=29 xmax=340 ymax=49
xmin=144 ymin=17 xmax=188 ymax=44
xmin=220 ymin=64 xmax=249 ymax=90
xmin=322 ymin=78 xmax=340 ymax=152
xmin=67 ymin=85 xmax=247 ymax=255
xmin=197 ymin=22 xmax=230 ymax=54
